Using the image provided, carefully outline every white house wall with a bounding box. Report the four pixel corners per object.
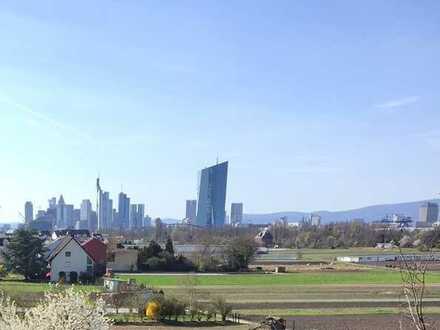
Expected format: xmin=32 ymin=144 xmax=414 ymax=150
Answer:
xmin=50 ymin=239 xmax=91 ymax=282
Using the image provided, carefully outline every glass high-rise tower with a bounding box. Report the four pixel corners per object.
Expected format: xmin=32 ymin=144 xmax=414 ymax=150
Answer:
xmin=185 ymin=200 xmax=197 ymax=223
xmin=196 ymin=161 xmax=228 ymax=227
xmin=118 ymin=192 xmax=130 ymax=230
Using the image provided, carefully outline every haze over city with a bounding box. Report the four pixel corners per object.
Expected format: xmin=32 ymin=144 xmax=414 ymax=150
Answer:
xmin=1 ymin=1 xmax=440 ymax=222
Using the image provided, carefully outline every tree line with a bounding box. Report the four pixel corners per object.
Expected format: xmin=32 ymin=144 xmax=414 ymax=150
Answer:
xmin=136 ymin=236 xmax=257 ymax=272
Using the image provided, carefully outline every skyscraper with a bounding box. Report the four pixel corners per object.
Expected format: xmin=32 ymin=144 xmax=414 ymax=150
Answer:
xmin=138 ymin=204 xmax=145 ymax=228
xmin=144 ymin=215 xmax=152 ymax=227
xmin=104 ymin=193 xmax=113 ymax=229
xmin=48 ymin=197 xmax=57 ymax=210
xmin=64 ymin=204 xmax=74 ymax=228
xmin=73 ymin=208 xmax=81 ymax=226
xmin=77 ymin=206 xmax=89 ymax=229
xmin=90 ymin=211 xmax=98 ymax=232
xmin=196 ymin=161 xmax=228 ymax=227
xmin=118 ymin=192 xmax=130 ymax=230
xmin=96 ymin=178 xmax=103 ymax=230
xmin=129 ymin=204 xmax=145 ymax=229
xmin=230 ymin=203 xmax=243 ymax=226
xmin=24 ymin=201 xmax=33 ymax=225
xmin=96 ymin=178 xmax=113 ymax=231
xmin=185 ymin=200 xmax=197 ymax=223
xmin=79 ymin=199 xmax=92 ymax=227
xmin=419 ymin=202 xmax=439 ymax=223
xmin=56 ymin=195 xmax=65 ymax=228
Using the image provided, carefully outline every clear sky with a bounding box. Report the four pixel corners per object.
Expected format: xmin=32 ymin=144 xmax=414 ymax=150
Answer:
xmin=1 ymin=1 xmax=440 ymax=222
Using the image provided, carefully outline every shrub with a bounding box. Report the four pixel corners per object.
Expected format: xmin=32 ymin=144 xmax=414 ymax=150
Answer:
xmin=0 ymin=265 xmax=8 ymax=278
xmin=145 ymin=257 xmax=167 ymax=271
xmin=79 ymin=272 xmax=94 ymax=284
xmin=212 ymin=296 xmax=232 ymax=322
xmin=205 ymin=303 xmax=217 ymax=321
xmin=146 ymin=301 xmax=160 ymax=320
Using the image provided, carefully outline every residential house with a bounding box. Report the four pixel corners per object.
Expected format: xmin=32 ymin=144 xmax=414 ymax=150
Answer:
xmin=48 ymin=236 xmax=107 ymax=282
xmin=255 ymin=228 xmax=274 ymax=247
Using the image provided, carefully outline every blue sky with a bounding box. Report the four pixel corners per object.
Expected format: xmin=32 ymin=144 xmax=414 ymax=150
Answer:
xmin=1 ymin=1 xmax=440 ymax=222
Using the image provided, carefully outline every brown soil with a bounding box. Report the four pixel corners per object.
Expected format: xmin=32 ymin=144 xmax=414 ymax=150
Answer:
xmin=247 ymin=315 xmax=440 ymax=330
xmin=232 ymin=300 xmax=440 ymax=309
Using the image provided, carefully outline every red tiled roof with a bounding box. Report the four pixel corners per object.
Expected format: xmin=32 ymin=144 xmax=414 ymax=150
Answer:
xmin=81 ymin=238 xmax=107 ymax=263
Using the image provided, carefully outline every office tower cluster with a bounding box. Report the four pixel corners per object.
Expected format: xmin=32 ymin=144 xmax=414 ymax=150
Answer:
xmin=24 ymin=161 xmax=239 ymax=231
xmin=24 ymin=178 xmax=151 ymax=232
xmin=184 ymin=161 xmax=243 ymax=228
xmin=95 ymin=178 xmax=151 ymax=231
xmin=25 ymin=196 xmax=84 ymax=232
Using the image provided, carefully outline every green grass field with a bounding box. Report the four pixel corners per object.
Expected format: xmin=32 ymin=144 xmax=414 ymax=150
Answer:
xmin=0 ymin=279 xmax=102 ymax=307
xmin=116 ymin=269 xmax=440 ymax=287
xmin=0 ymin=280 xmax=101 ymax=294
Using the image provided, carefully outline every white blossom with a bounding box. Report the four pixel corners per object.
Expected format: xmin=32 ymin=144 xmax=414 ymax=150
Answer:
xmin=0 ymin=287 xmax=111 ymax=330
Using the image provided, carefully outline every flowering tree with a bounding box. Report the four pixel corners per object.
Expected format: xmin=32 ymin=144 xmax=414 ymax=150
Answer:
xmin=0 ymin=287 xmax=111 ymax=330
xmin=0 ymin=294 xmax=24 ymax=330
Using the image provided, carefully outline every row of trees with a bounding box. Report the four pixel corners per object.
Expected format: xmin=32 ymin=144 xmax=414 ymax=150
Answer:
xmin=165 ymin=221 xmax=409 ymax=249
xmin=147 ymin=294 xmax=233 ymax=323
xmin=137 ymin=239 xmax=195 ymax=272
xmin=269 ymin=222 xmax=440 ymax=250
xmin=136 ymin=236 xmax=258 ymax=272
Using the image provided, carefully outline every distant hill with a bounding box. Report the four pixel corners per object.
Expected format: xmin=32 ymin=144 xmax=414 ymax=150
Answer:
xmin=243 ymin=199 xmax=440 ymax=224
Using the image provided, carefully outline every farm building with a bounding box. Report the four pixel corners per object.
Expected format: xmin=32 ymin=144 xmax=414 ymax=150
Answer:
xmin=337 ymin=254 xmax=440 ymax=264
xmin=174 ymin=244 xmax=226 ymax=258
xmin=107 ymin=248 xmax=139 ymax=272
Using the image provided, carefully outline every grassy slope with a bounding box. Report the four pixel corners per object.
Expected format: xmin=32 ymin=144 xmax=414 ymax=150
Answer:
xmin=0 ymin=280 xmax=101 ymax=293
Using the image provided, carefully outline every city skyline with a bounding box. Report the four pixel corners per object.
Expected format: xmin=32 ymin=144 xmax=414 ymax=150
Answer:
xmin=5 ymin=169 xmax=440 ymax=225
xmin=24 ymin=185 xmax=153 ymax=232
xmin=16 ymin=186 xmax=440 ymax=228
xmin=1 ymin=1 xmax=440 ymax=222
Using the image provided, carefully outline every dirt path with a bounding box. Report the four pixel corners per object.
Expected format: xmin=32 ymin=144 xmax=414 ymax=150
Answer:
xmin=112 ymin=326 xmax=248 ymax=330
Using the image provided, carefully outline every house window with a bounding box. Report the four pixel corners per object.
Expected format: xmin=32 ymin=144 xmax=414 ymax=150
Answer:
xmin=86 ymin=257 xmax=93 ymax=273
xmin=65 ymin=251 xmax=71 ymax=257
